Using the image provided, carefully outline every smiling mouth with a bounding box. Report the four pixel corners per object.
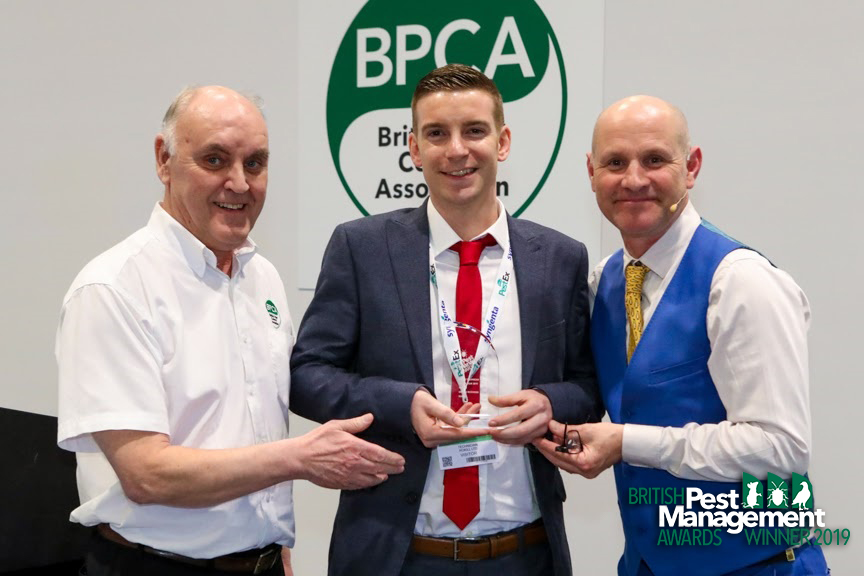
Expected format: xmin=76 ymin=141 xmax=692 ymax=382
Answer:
xmin=214 ymin=202 xmax=244 ymax=210
xmin=444 ymin=168 xmax=477 ymax=177
xmin=616 ymin=197 xmax=656 ymax=203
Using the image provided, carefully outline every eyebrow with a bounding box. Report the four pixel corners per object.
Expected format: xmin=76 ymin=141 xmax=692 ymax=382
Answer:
xmin=420 ymin=120 xmax=492 ymax=132
xmin=200 ymin=144 xmax=231 ymax=156
xmin=248 ymin=148 xmax=270 ymax=163
xmin=199 ymin=144 xmax=270 ymax=162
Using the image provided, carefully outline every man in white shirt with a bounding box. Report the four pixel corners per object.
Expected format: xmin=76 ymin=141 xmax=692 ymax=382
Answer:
xmin=56 ymin=85 xmax=404 ymax=576
xmin=290 ymin=64 xmax=600 ymax=575
xmin=534 ymin=95 xmax=828 ymax=575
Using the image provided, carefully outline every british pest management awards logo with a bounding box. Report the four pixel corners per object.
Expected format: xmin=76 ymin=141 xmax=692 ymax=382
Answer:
xmin=627 ymin=473 xmax=850 ymax=548
xmin=326 ymin=1 xmax=566 ymax=216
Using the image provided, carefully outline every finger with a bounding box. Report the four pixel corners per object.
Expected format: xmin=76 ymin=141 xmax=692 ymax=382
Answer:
xmin=455 ymin=402 xmax=478 ymax=415
xmin=435 ymin=407 xmax=472 ymax=428
xmin=487 ymin=393 xmax=519 ymax=408
xmin=532 ymin=438 xmax=581 ymax=474
xmin=332 ymin=413 xmax=375 ymax=434
xmin=368 ymin=455 xmax=405 ymax=474
xmin=359 ymin=443 xmax=405 ymax=467
xmin=487 ymin=405 xmax=527 ymax=428
xmin=491 ymin=417 xmax=545 ymax=445
xmin=547 ymin=419 xmax=567 ymax=437
xmin=348 ymin=472 xmax=389 ymax=490
xmin=418 ymin=395 xmax=469 ymax=428
xmin=532 ymin=436 xmax=561 ymax=456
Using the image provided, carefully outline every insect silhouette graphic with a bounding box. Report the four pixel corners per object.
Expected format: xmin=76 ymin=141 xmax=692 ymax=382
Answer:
xmin=768 ymin=480 xmax=788 ymax=507
xmin=792 ymin=481 xmax=811 ymax=510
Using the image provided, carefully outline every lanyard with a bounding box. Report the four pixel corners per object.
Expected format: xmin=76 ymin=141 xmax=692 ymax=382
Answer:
xmin=429 ymin=238 xmax=514 ymax=402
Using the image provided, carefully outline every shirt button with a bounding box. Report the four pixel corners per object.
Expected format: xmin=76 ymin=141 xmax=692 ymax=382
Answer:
xmin=404 ymin=492 xmax=419 ymax=505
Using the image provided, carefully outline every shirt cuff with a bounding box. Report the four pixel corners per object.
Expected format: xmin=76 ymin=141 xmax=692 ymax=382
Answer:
xmin=622 ymin=423 xmax=664 ymax=469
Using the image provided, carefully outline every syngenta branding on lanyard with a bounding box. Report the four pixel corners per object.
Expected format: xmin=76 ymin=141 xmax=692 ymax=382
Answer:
xmin=428 ymin=240 xmax=514 ymax=404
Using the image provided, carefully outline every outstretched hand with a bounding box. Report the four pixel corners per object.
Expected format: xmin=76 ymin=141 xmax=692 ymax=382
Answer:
xmin=299 ymin=413 xmax=405 ymax=490
xmin=532 ymin=421 xmax=623 ymax=479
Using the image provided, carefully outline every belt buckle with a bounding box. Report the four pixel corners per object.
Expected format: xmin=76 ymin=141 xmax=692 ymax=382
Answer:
xmin=254 ymin=547 xmax=279 ymax=575
xmin=453 ymin=537 xmax=485 ymax=561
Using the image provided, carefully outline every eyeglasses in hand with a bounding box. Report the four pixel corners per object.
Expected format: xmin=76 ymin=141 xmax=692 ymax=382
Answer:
xmin=554 ymin=423 xmax=582 ymax=454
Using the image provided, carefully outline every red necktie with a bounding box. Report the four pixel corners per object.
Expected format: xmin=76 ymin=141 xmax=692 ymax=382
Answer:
xmin=443 ymin=235 xmax=497 ymax=530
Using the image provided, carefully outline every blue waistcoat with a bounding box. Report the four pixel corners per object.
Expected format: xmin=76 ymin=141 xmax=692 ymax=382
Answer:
xmin=592 ymin=223 xmax=787 ymax=576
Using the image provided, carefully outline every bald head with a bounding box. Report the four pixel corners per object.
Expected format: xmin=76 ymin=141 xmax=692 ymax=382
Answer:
xmin=591 ymin=95 xmax=690 ymax=158
xmin=586 ymin=94 xmax=702 ymax=257
xmin=161 ymin=86 xmax=264 ymax=155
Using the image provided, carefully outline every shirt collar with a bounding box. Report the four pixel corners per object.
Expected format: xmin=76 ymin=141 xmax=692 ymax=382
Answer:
xmin=427 ymin=199 xmax=509 ymax=257
xmin=147 ymin=203 xmax=257 ymax=278
xmin=622 ymin=201 xmax=700 ymax=279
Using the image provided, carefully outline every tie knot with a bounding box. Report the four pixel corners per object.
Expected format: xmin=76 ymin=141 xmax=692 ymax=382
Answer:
xmin=625 ymin=261 xmax=648 ymax=291
xmin=452 ymin=235 xmax=497 ymax=266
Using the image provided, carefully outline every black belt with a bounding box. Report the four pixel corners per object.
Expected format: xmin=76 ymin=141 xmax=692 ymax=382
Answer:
xmin=411 ymin=520 xmax=547 ymax=561
xmin=97 ymin=524 xmax=280 ymax=574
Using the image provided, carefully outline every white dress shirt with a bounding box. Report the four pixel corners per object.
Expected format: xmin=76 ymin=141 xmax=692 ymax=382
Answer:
xmin=414 ymin=200 xmax=541 ymax=537
xmin=57 ymin=203 xmax=295 ymax=558
xmin=589 ymin=202 xmax=812 ymax=482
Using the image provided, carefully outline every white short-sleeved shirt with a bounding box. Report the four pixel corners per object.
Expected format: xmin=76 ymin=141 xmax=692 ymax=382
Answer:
xmin=56 ymin=203 xmax=295 ymax=558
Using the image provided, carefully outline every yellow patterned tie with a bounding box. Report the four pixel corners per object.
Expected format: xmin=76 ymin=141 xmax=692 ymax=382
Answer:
xmin=625 ymin=261 xmax=649 ymax=362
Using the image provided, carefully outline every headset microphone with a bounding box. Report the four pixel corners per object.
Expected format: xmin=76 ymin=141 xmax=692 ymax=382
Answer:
xmin=669 ymin=191 xmax=689 ymax=213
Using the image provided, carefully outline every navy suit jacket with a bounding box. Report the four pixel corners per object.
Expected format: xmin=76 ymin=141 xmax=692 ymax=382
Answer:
xmin=290 ymin=202 xmax=600 ymax=576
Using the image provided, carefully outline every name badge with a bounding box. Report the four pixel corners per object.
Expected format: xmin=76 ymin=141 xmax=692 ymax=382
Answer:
xmin=437 ymin=435 xmax=499 ymax=470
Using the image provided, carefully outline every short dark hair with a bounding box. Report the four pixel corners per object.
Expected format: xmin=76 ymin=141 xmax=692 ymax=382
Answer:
xmin=411 ymin=64 xmax=505 ymax=130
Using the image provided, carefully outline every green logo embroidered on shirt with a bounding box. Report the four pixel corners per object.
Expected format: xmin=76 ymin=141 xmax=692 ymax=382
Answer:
xmin=265 ymin=300 xmax=280 ymax=328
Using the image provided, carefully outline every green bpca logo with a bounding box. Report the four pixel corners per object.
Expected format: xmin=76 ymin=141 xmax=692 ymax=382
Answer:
xmin=326 ymin=0 xmax=567 ymax=216
xmin=742 ymin=472 xmax=813 ymax=511
xmin=265 ymin=300 xmax=280 ymax=328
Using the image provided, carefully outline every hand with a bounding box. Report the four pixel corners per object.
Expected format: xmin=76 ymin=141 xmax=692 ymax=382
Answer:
xmin=410 ymin=389 xmax=490 ymax=449
xmin=297 ymin=414 xmax=405 ymax=490
xmin=282 ymin=547 xmax=293 ymax=576
xmin=532 ymin=421 xmax=623 ymax=478
xmin=487 ymin=390 xmax=553 ymax=445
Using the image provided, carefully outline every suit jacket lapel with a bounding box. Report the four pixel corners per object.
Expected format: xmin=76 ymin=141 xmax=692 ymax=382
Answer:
xmin=386 ymin=202 xmax=434 ymax=387
xmin=509 ymin=216 xmax=545 ymax=389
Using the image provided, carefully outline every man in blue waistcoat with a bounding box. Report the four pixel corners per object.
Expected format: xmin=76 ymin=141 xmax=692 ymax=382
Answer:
xmin=534 ymin=95 xmax=828 ymax=575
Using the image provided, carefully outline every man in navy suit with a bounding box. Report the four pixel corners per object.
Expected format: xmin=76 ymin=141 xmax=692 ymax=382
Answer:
xmin=291 ymin=64 xmax=600 ymax=576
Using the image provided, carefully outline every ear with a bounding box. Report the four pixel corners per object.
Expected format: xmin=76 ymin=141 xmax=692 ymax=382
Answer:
xmin=408 ymin=131 xmax=422 ymax=169
xmin=497 ymin=125 xmax=512 ymax=162
xmin=155 ymin=134 xmax=171 ymax=185
xmin=586 ymin=153 xmax=596 ymax=190
xmin=685 ymin=146 xmax=702 ymax=188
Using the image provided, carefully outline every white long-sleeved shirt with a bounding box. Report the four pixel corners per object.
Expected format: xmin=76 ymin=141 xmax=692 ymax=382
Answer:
xmin=589 ymin=202 xmax=812 ymax=481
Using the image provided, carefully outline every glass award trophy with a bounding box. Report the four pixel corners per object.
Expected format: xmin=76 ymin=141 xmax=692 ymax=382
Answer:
xmin=439 ymin=322 xmax=499 ymax=429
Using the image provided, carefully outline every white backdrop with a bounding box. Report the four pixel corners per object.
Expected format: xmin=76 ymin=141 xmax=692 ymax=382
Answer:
xmin=0 ymin=0 xmax=858 ymax=573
